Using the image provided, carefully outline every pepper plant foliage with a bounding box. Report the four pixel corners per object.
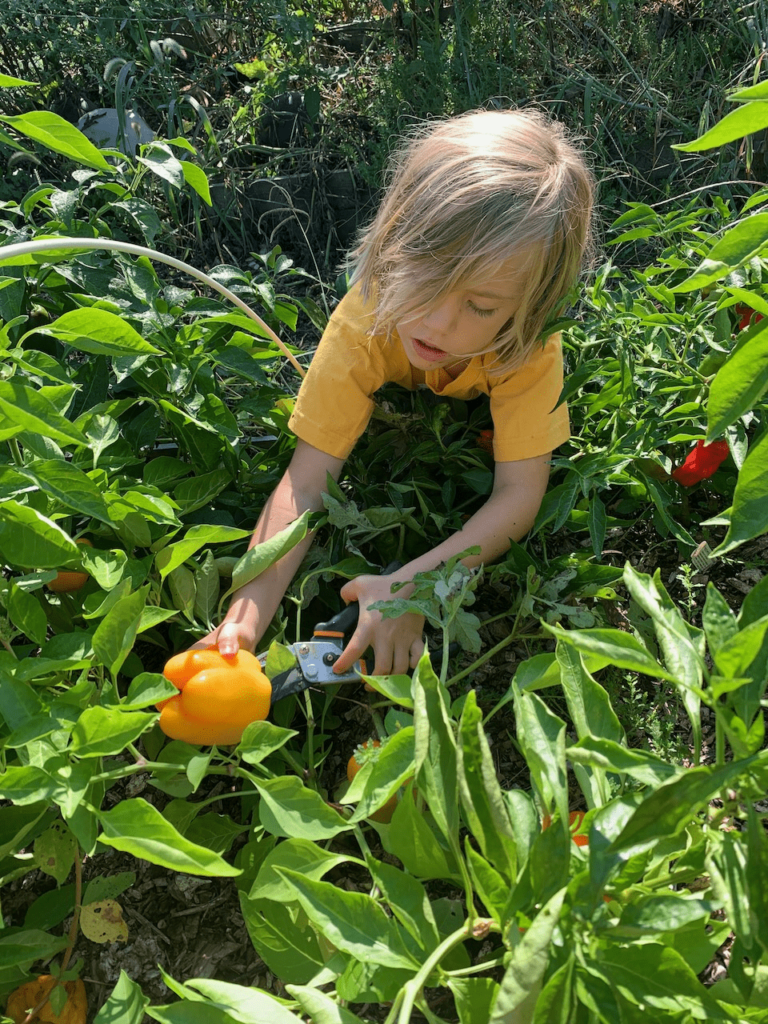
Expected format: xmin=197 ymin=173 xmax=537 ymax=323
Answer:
xmin=0 ymin=79 xmax=767 ymax=1024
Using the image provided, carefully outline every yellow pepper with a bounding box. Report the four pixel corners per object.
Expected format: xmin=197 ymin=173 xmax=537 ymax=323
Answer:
xmin=157 ymin=648 xmax=271 ymax=746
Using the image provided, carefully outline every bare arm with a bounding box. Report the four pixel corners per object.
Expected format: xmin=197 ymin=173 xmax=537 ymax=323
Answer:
xmin=194 ymin=439 xmax=345 ymax=654
xmin=332 ymin=452 xmax=552 ymax=675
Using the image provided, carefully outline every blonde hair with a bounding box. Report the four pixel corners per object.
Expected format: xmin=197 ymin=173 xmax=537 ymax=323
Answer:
xmin=349 ymin=107 xmax=595 ymax=372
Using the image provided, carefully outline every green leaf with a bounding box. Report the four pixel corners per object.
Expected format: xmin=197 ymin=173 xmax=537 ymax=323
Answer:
xmin=588 ymin=493 xmax=607 ymax=558
xmin=148 ymin=999 xmax=282 ymax=1024
xmin=702 ymin=584 xmax=739 ymax=658
xmin=33 ymin=821 xmax=78 ymax=884
xmin=513 ymin=687 xmax=568 ymax=822
xmin=237 ymin=720 xmax=298 ymax=765
xmin=566 ymin=736 xmax=682 ymax=786
xmin=712 ymin=614 xmax=768 ymax=678
xmin=7 ymin=583 xmax=47 ymax=646
xmin=0 ymin=502 xmax=79 ymax=569
xmin=184 ymin=979 xmax=303 ymax=1024
xmin=707 ymin=323 xmax=768 ymax=439
xmin=277 ymin=868 xmax=419 ymax=971
xmin=239 ymin=894 xmax=325 ymax=985
xmin=97 ymin=798 xmax=240 ymax=876
xmin=615 ymin=895 xmax=716 ymax=937
xmin=21 ymin=459 xmax=112 ymax=523
xmin=93 ymin=971 xmax=149 ymax=1024
xmin=556 ymin=642 xmax=624 ymax=744
xmin=254 ymin=776 xmax=353 ymax=840
xmin=248 ymin=837 xmax=355 ymax=902
xmin=0 ymin=804 xmax=52 ymax=859
xmin=0 ymin=111 xmax=112 ymax=170
xmin=41 ymin=307 xmax=162 ymax=356
xmin=382 ymin=780 xmax=456 ymax=880
xmin=714 ymin=431 xmax=768 ymax=554
xmin=457 ymin=691 xmax=517 ymax=879
xmin=92 ymin=586 xmax=149 ymax=677
xmin=180 ymin=161 xmax=212 ymax=205
xmin=344 ymin=727 xmax=415 ymax=823
xmin=124 ymin=672 xmax=177 ymax=709
xmin=544 ymin=623 xmax=676 ymax=681
xmin=193 ymin=550 xmax=219 ymax=627
xmin=138 ymin=147 xmax=185 ymax=188
xmin=588 ymin=943 xmax=729 ymax=1018
xmin=490 ymin=888 xmax=566 ymax=1022
xmin=287 ymin=985 xmax=368 ymax=1024
xmin=465 ymin=842 xmax=510 ymax=922
xmin=0 ymin=73 xmax=38 ymax=87
xmin=0 ymin=928 xmax=68 ymax=969
xmin=0 ymin=380 xmax=87 ymax=446
xmin=728 ymin=80 xmax=768 ymax=101
xmin=675 ymin=214 xmax=768 ymax=292
xmin=448 ymin=977 xmax=500 ymax=1024
xmin=622 ymin=564 xmax=705 ymax=758
xmin=412 ymin=652 xmax=460 ymax=849
xmin=360 ymin=671 xmax=414 ymax=708
xmin=674 ymin=101 xmax=768 ymax=152
xmin=228 ymin=511 xmax=311 ymax=595
xmin=365 ymin=855 xmax=441 ymax=953
xmin=532 ymin=956 xmax=574 ymax=1024
xmin=610 ymin=753 xmax=765 ymax=855
xmin=70 ymin=706 xmax=157 ymax=758
xmin=155 ymin=525 xmax=250 ymax=579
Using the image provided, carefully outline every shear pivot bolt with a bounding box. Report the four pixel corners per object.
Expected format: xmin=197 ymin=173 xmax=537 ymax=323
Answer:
xmin=323 ymin=652 xmax=338 ymax=666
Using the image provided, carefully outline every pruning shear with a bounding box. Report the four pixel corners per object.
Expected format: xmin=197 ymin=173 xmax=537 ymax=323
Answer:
xmin=259 ymin=562 xmax=402 ymax=706
xmin=258 ymin=601 xmax=372 ymax=705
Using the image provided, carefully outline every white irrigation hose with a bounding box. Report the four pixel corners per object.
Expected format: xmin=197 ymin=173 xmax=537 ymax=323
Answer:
xmin=0 ymin=237 xmax=307 ymax=378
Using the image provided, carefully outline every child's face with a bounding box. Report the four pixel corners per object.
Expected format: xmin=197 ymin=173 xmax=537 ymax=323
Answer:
xmin=394 ymin=262 xmax=526 ymax=371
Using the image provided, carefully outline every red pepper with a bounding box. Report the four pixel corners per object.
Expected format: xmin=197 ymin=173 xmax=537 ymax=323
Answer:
xmin=735 ymin=303 xmax=764 ymax=332
xmin=671 ymin=440 xmax=730 ymax=486
xmin=477 ymin=429 xmax=494 ymax=453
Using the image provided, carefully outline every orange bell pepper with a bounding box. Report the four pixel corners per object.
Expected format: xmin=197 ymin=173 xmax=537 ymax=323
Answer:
xmin=157 ymin=648 xmax=271 ymax=746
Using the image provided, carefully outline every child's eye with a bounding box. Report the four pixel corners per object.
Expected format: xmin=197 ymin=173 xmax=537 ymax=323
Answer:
xmin=468 ymin=300 xmax=496 ymax=319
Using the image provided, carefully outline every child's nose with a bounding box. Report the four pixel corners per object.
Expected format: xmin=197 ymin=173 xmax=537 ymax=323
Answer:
xmin=421 ymin=295 xmax=459 ymax=334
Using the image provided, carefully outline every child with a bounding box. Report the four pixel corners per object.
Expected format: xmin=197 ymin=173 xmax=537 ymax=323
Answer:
xmin=197 ymin=108 xmax=595 ymax=675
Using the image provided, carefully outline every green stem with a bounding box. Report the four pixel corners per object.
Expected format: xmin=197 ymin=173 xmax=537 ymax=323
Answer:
xmin=7 ymin=437 xmax=23 ymax=466
xmin=444 ymin=955 xmax=506 ymax=978
xmin=303 ymin=689 xmax=317 ymax=784
xmin=440 ymin=625 xmax=450 ymax=685
xmin=386 ymin=921 xmax=492 ymax=1024
xmin=445 ymin=627 xmax=521 ymax=688
xmin=715 ymin=712 xmax=725 ymax=767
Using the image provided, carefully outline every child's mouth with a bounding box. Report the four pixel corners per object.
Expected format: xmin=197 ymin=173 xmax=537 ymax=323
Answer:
xmin=412 ymin=337 xmax=447 ymax=362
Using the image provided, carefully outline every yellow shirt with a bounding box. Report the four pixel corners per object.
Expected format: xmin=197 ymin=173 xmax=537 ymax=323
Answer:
xmin=288 ymin=283 xmax=570 ymax=462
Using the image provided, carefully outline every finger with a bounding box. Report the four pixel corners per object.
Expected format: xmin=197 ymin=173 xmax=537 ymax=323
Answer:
xmin=372 ymin=644 xmax=397 ymax=677
xmin=333 ymin=630 xmax=368 ymax=675
xmin=409 ymin=636 xmax=425 ymax=669
xmin=216 ymin=623 xmax=243 ymax=658
xmin=392 ymin=644 xmax=411 ymax=677
xmin=339 ymin=580 xmax=358 ymax=603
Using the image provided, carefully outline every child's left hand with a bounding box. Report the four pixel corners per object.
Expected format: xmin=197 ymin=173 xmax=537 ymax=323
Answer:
xmin=332 ymin=574 xmax=424 ymax=677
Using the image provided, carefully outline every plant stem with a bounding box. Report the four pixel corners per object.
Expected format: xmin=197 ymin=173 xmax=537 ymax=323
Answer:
xmin=386 ymin=921 xmax=495 ymax=1024
xmin=446 ymin=627 xmax=520 ymax=687
xmin=8 ymin=437 xmax=23 ymax=466
xmin=22 ymin=848 xmax=84 ymax=1024
xmin=0 ymin=636 xmax=18 ymax=658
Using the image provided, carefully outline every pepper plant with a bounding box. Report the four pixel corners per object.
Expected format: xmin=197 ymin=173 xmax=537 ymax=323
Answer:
xmin=0 ymin=70 xmax=767 ymax=1024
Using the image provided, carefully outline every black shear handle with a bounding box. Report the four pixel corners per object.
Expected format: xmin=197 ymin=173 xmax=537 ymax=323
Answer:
xmin=313 ymin=561 xmax=402 ymax=637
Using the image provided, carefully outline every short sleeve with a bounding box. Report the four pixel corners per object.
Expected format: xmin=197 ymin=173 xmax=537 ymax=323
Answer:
xmin=288 ymin=285 xmax=388 ymax=459
xmin=489 ymin=334 xmax=570 ymax=461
